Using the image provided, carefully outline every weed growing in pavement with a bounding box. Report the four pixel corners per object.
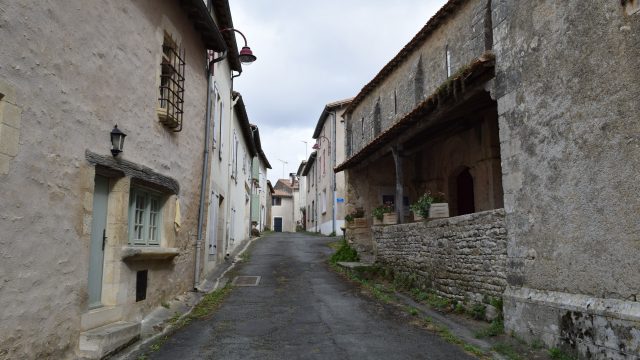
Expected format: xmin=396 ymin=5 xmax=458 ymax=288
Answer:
xmin=530 ymin=338 xmax=545 ymax=349
xmin=468 ymin=303 xmax=486 ymax=320
xmin=190 ymin=282 xmax=233 ymax=319
xmin=239 ymin=250 xmax=251 ymax=262
xmin=492 ymin=342 xmax=522 ymax=360
xmin=549 ymin=348 xmax=577 ymax=360
xmin=161 ymin=301 xmax=170 ymax=309
xmin=475 ymin=318 xmax=504 ymax=338
xmin=463 ymin=343 xmax=486 ymax=357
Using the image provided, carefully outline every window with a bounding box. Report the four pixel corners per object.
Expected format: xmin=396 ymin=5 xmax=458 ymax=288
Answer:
xmin=393 ymin=89 xmax=397 ymax=114
xmin=129 ymin=188 xmax=164 ymax=246
xmin=232 ymin=130 xmax=239 ymax=180
xmin=158 ymin=33 xmax=185 ymax=131
xmin=360 ymin=117 xmax=364 ymax=140
xmin=322 ymin=190 xmax=327 ymax=214
xmin=373 ymin=101 xmax=381 ymax=137
xmin=215 ymin=93 xmax=224 ymax=160
xmin=445 ymin=45 xmax=452 ymax=77
xmin=272 ymin=197 xmax=281 ymax=206
xmin=311 ymin=200 xmax=315 ymax=222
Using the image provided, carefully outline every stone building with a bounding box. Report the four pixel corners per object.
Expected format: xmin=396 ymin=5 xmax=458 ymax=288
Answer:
xmin=0 ymin=0 xmax=264 ymax=358
xmin=302 ymin=98 xmax=352 ymax=235
xmin=336 ymin=0 xmax=640 ymax=358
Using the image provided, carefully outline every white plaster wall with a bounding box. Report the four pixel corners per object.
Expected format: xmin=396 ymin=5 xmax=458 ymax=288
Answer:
xmin=203 ymin=50 xmax=234 ymax=272
xmin=225 ymin=105 xmax=252 ymax=254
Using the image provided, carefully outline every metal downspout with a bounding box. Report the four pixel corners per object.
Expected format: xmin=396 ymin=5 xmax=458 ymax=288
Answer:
xmin=195 ymin=50 xmax=227 ymax=290
xmin=331 ymin=111 xmax=337 ymax=235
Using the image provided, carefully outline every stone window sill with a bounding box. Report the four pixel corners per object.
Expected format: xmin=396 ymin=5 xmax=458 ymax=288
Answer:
xmin=121 ymin=246 xmax=179 ymax=262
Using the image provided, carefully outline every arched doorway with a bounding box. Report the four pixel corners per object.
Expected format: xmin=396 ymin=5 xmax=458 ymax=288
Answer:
xmin=456 ymin=168 xmax=475 ymax=216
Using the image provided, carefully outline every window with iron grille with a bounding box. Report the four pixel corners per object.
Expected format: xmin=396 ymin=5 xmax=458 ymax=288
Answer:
xmin=158 ymin=33 xmax=185 ymax=132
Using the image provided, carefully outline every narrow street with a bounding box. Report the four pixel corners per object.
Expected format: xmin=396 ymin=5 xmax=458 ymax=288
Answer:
xmin=143 ymin=232 xmax=475 ymax=359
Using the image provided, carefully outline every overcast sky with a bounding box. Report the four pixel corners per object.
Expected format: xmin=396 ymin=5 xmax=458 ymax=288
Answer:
xmin=230 ymin=0 xmax=448 ymax=183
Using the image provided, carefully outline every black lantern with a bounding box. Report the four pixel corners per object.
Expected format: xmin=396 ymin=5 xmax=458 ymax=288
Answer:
xmin=110 ymin=125 xmax=126 ymax=156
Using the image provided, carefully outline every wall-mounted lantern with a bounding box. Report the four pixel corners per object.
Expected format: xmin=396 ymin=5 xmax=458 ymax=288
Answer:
xmin=110 ymin=125 xmax=126 ymax=156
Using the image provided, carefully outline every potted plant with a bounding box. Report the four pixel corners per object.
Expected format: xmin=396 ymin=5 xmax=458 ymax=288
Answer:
xmin=373 ymin=202 xmax=396 ymax=225
xmin=410 ymin=192 xmax=433 ymax=221
xmin=346 ymin=208 xmax=366 ymax=228
xmin=429 ymin=192 xmax=449 ymax=218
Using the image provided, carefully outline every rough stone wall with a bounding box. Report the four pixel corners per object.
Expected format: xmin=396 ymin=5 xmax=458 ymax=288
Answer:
xmin=347 ymin=0 xmax=489 ymax=156
xmin=0 ymin=1 xmax=211 ymax=358
xmin=493 ymin=0 xmax=640 ymax=357
xmin=373 ymin=209 xmax=507 ymax=302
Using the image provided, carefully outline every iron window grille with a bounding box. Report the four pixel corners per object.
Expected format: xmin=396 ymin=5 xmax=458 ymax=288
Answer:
xmin=158 ymin=37 xmax=185 ymax=132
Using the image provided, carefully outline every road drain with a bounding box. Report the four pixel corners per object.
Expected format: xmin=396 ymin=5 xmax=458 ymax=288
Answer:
xmin=232 ymin=276 xmax=261 ymax=286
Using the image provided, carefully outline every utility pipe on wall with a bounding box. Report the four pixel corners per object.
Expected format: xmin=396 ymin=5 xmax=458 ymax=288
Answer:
xmin=195 ymin=50 xmax=227 ymax=290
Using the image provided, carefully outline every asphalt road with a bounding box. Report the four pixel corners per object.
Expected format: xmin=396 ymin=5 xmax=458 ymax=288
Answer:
xmin=147 ymin=232 xmax=475 ymax=360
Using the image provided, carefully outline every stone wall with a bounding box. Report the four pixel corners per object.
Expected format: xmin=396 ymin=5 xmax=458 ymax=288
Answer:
xmin=493 ymin=1 xmax=640 ymax=357
xmin=373 ymin=209 xmax=506 ymax=302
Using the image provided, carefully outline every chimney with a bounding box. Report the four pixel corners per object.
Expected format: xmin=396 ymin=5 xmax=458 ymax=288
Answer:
xmin=289 ymin=173 xmax=296 ymax=186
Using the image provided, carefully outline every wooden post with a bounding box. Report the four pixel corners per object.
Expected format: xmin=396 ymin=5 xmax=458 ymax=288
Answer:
xmin=392 ymin=145 xmax=404 ymax=224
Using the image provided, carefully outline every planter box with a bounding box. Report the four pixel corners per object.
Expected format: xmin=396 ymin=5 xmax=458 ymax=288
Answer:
xmin=347 ymin=217 xmax=369 ymax=228
xmin=382 ymin=213 xmax=398 ymax=225
xmin=413 ymin=213 xmax=425 ymax=222
xmin=373 ymin=217 xmax=383 ymax=225
xmin=429 ymin=203 xmax=450 ymax=218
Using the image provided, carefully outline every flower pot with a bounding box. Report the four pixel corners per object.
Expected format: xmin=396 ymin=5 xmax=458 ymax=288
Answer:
xmin=382 ymin=213 xmax=398 ymax=225
xmin=429 ymin=203 xmax=449 ymax=218
xmin=373 ymin=217 xmax=383 ymax=225
xmin=353 ymin=217 xmax=368 ymax=228
xmin=413 ymin=213 xmax=424 ymax=222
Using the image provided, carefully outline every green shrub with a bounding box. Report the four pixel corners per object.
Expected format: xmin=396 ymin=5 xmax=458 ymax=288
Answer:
xmin=329 ymin=240 xmax=359 ymax=264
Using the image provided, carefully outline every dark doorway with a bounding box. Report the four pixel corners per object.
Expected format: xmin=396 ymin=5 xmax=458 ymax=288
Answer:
xmin=456 ymin=168 xmax=475 ymax=215
xmin=274 ymin=217 xmax=283 ymax=232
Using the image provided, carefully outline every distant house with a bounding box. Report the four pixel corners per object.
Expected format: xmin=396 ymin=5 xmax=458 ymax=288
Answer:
xmin=271 ymin=176 xmax=299 ymax=232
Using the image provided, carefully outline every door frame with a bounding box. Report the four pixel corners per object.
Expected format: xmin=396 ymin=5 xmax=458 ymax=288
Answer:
xmin=88 ymin=175 xmax=109 ymax=309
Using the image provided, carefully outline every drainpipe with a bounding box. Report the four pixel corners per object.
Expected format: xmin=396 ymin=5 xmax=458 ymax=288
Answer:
xmin=330 ymin=111 xmax=337 ymax=235
xmin=195 ymin=50 xmax=227 ymax=290
xmin=249 ymin=126 xmax=259 ymax=237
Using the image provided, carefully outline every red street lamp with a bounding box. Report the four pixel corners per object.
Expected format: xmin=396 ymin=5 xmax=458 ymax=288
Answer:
xmin=220 ymin=28 xmax=257 ymax=65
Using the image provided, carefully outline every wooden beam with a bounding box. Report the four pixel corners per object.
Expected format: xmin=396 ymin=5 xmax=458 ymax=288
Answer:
xmin=392 ymin=145 xmax=404 ymax=224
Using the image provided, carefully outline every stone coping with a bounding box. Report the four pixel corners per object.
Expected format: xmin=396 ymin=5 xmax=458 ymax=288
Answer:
xmin=120 ymin=246 xmax=180 ymax=262
xmin=505 ymin=286 xmax=640 ymax=323
xmin=377 ymin=208 xmax=505 ymax=229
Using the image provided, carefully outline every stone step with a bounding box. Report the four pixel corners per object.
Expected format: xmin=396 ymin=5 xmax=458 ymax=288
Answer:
xmin=79 ymin=321 xmax=140 ymax=359
xmin=336 ymin=261 xmax=375 ymax=269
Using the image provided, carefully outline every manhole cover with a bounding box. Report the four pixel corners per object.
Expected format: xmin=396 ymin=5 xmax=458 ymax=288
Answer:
xmin=232 ymin=276 xmax=261 ymax=286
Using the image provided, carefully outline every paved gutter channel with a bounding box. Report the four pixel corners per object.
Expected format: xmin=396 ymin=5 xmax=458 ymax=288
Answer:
xmin=335 ymin=261 xmax=506 ymax=360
